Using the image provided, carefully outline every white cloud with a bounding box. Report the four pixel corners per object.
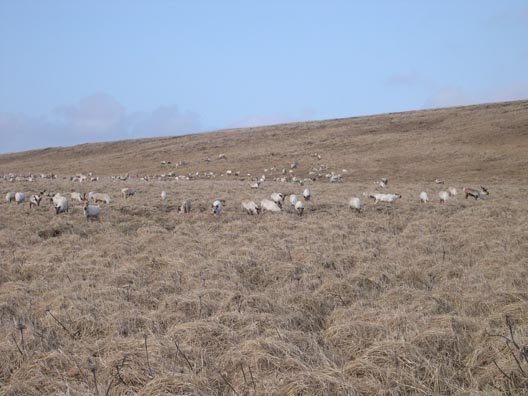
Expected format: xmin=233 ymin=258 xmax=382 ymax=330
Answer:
xmin=423 ymin=88 xmax=475 ymax=109
xmin=0 ymin=93 xmax=203 ymax=153
xmin=129 ymin=105 xmax=202 ymax=138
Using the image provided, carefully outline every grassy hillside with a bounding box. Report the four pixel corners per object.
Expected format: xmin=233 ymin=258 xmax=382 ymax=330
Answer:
xmin=1 ymin=101 xmax=528 ymax=395
xmin=1 ymin=100 xmax=527 ymax=182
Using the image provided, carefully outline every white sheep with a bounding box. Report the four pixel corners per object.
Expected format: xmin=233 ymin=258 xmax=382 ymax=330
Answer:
xmin=448 ymin=187 xmax=457 ymax=197
xmin=91 ymin=193 xmax=111 ymax=204
xmin=83 ymin=202 xmax=100 ymax=221
xmin=294 ymin=200 xmax=304 ymax=216
xmin=121 ymin=188 xmax=136 ymax=199
xmin=369 ymin=193 xmax=402 ymax=204
xmin=212 ymin=200 xmax=223 ymax=215
xmin=349 ymin=197 xmax=362 ymax=212
xmin=5 ymin=192 xmax=15 ymax=202
xmin=463 ymin=186 xmax=489 ymax=200
xmin=303 ymin=188 xmax=311 ymax=201
xmin=435 ymin=179 xmax=445 ymax=184
xmin=71 ymin=192 xmax=86 ymax=202
xmin=15 ymin=192 xmax=25 ymax=204
xmin=438 ymin=191 xmax=450 ymax=204
xmin=419 ymin=192 xmax=429 ymax=203
xmin=270 ymin=192 xmax=285 ymax=208
xmin=161 ymin=191 xmax=167 ymax=200
xmin=29 ymin=193 xmax=43 ymax=208
xmin=54 ymin=197 xmax=69 ymax=214
xmin=179 ymin=199 xmax=192 ymax=213
xmin=242 ymin=200 xmax=261 ymax=215
xmin=260 ymin=199 xmax=281 ymax=213
xmin=250 ymin=181 xmax=261 ymax=189
xmin=289 ymin=194 xmax=298 ymax=207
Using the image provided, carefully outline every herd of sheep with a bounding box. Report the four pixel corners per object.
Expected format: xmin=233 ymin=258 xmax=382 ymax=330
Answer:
xmin=3 ymin=175 xmax=490 ymax=222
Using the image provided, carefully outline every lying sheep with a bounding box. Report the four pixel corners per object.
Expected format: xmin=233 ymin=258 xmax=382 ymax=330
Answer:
xmin=83 ymin=201 xmax=100 ymax=221
xmin=260 ymin=199 xmax=281 ymax=213
xmin=71 ymin=192 xmax=86 ymax=202
xmin=349 ymin=197 xmax=362 ymax=212
xmin=419 ymin=192 xmax=429 ymax=203
xmin=242 ymin=200 xmax=261 ymax=215
xmin=179 ymin=199 xmax=192 ymax=213
xmin=5 ymin=192 xmax=15 ymax=202
xmin=91 ymin=193 xmax=111 ymax=204
xmin=15 ymin=192 xmax=25 ymax=204
xmin=463 ymin=186 xmax=488 ymax=200
xmin=121 ymin=188 xmax=137 ymax=199
xmin=212 ymin=200 xmax=224 ymax=215
xmin=369 ymin=193 xmax=402 ymax=204
xmin=295 ymin=200 xmax=304 ymax=216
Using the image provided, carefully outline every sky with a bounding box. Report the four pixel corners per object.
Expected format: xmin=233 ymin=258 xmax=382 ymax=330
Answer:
xmin=1 ymin=1 xmax=527 ymax=153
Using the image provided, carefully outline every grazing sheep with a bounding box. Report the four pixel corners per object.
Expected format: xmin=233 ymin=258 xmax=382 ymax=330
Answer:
xmin=15 ymin=192 xmax=25 ymax=204
xmin=270 ymin=192 xmax=285 ymax=208
xmin=294 ymin=200 xmax=304 ymax=216
xmin=5 ymin=192 xmax=15 ymax=202
xmin=121 ymin=188 xmax=136 ymax=199
xmin=212 ymin=200 xmax=223 ymax=215
xmin=71 ymin=192 xmax=86 ymax=202
xmin=448 ymin=187 xmax=457 ymax=197
xmin=91 ymin=193 xmax=111 ymax=204
xmin=29 ymin=193 xmax=43 ymax=208
xmin=161 ymin=191 xmax=167 ymax=200
xmin=349 ymin=197 xmax=362 ymax=212
xmin=54 ymin=197 xmax=69 ymax=214
xmin=260 ymin=199 xmax=281 ymax=213
xmin=463 ymin=186 xmax=489 ymax=200
xmin=303 ymin=188 xmax=311 ymax=201
xmin=369 ymin=193 xmax=402 ymax=204
xmin=439 ymin=191 xmax=450 ymax=204
xmin=179 ymin=199 xmax=192 ymax=213
xmin=289 ymin=194 xmax=299 ymax=207
xmin=242 ymin=200 xmax=261 ymax=215
xmin=419 ymin=192 xmax=429 ymax=203
xmin=83 ymin=201 xmax=100 ymax=221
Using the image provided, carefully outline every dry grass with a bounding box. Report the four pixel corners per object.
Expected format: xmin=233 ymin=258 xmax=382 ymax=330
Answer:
xmin=1 ymin=101 xmax=528 ymax=395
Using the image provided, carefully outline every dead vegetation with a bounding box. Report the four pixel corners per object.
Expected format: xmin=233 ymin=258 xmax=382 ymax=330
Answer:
xmin=1 ymin=101 xmax=528 ymax=395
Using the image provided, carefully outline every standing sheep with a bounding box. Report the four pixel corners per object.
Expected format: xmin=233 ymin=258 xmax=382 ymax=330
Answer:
xmin=212 ymin=200 xmax=223 ymax=215
xmin=349 ymin=197 xmax=362 ymax=213
xmin=54 ymin=197 xmax=69 ymax=214
xmin=260 ymin=199 xmax=281 ymax=213
xmin=5 ymin=192 xmax=15 ymax=202
xmin=83 ymin=201 xmax=100 ymax=221
xmin=242 ymin=200 xmax=261 ymax=215
xmin=419 ymin=192 xmax=429 ymax=203
xmin=294 ymin=200 xmax=304 ymax=216
xmin=270 ymin=192 xmax=285 ymax=208
xmin=179 ymin=200 xmax=192 ymax=213
xmin=161 ymin=191 xmax=167 ymax=200
xmin=15 ymin=192 xmax=25 ymax=204
xmin=29 ymin=193 xmax=43 ymax=208
xmin=121 ymin=188 xmax=136 ymax=199
xmin=303 ymin=188 xmax=311 ymax=201
xmin=438 ymin=191 xmax=450 ymax=204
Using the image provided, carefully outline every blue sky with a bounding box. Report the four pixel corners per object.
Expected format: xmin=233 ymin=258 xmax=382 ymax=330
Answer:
xmin=1 ymin=1 xmax=527 ymax=153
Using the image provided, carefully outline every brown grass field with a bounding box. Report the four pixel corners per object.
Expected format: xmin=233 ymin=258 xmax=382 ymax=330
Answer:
xmin=1 ymin=100 xmax=528 ymax=395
